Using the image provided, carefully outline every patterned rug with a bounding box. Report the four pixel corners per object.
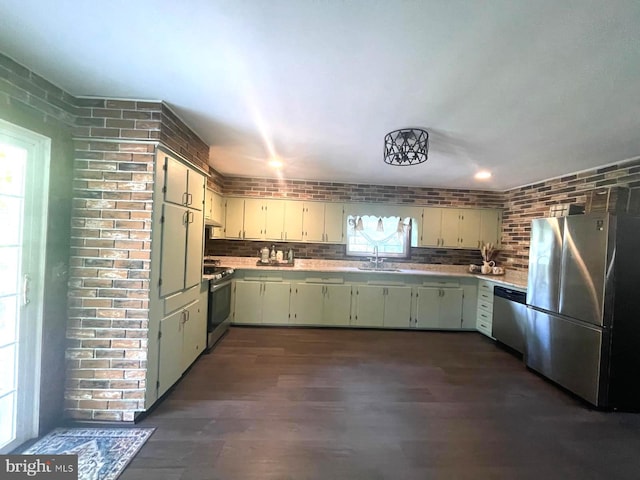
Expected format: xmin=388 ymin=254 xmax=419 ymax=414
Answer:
xmin=21 ymin=428 xmax=155 ymax=480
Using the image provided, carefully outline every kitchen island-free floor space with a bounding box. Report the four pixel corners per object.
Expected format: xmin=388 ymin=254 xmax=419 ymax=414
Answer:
xmin=123 ymin=327 xmax=640 ymax=480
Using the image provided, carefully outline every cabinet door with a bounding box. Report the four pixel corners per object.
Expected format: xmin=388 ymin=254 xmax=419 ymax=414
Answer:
xmin=302 ymin=202 xmax=325 ymax=242
xmin=233 ymin=281 xmax=263 ymax=324
xmin=414 ymin=287 xmax=441 ymax=328
xmin=264 ymin=199 xmax=285 ymax=241
xmin=188 ymin=170 xmax=205 ymax=211
xmin=160 ymin=203 xmax=187 ymax=297
xmin=262 ymin=282 xmax=291 ymax=325
xmin=421 ymin=208 xmax=443 ymax=247
xmin=480 ymin=209 xmax=501 ymax=247
xmin=164 ymin=155 xmax=188 ymax=206
xmin=291 ymin=284 xmax=324 ymax=325
xmin=225 ymin=198 xmax=245 ymax=239
xmin=383 ymin=286 xmax=413 ymax=328
xmin=158 ymin=308 xmax=184 ymax=398
xmin=440 ymin=209 xmax=460 ymax=247
xmin=324 ymin=203 xmax=344 ymax=243
xmin=211 ymin=192 xmax=224 ymax=226
xmin=458 ymin=209 xmax=481 ymax=249
xmin=244 ymin=198 xmax=266 ymax=240
xmin=204 ymin=189 xmax=214 ymax=220
xmin=323 ymin=284 xmax=352 ymax=326
xmin=438 ymin=288 xmax=464 ymax=329
xmin=283 ymin=201 xmax=304 ymax=241
xmin=354 ymin=286 xmax=385 ymax=327
xmin=185 ymin=208 xmax=204 ymax=289
xmin=181 ymin=300 xmax=204 ymax=371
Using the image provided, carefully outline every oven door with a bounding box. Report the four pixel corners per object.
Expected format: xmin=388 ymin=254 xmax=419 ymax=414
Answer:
xmin=208 ymin=278 xmax=232 ymax=334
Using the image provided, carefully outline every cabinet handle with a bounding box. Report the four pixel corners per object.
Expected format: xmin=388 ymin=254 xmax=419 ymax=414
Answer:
xmin=22 ymin=274 xmax=31 ymax=306
xmin=182 ymin=192 xmax=188 ymax=205
xmin=187 ymin=193 xmax=193 ymax=205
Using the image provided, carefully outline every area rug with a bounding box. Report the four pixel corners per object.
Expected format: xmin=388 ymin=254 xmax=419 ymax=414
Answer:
xmin=21 ymin=428 xmax=155 ymax=480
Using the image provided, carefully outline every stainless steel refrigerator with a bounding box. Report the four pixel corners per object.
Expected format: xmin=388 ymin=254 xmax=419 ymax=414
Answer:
xmin=526 ymin=212 xmax=640 ymax=409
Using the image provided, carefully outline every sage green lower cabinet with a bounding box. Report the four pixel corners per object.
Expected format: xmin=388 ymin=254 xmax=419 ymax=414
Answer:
xmin=158 ymin=308 xmax=184 ymax=398
xmin=158 ymin=296 xmax=205 ymax=398
xmin=352 ymin=285 xmax=412 ymax=328
xmin=290 ymin=283 xmax=352 ymax=326
xmin=353 ymin=285 xmax=385 ymax=327
xmin=414 ymin=287 xmax=464 ymax=329
xmin=381 ymin=286 xmax=413 ymax=328
xmin=233 ymin=279 xmax=291 ymax=325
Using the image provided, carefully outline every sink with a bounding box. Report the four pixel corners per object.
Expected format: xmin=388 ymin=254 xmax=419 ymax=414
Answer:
xmin=357 ymin=266 xmax=401 ymax=272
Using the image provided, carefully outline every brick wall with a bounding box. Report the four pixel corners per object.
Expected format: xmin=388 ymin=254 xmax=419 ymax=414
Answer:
xmin=499 ymin=159 xmax=640 ymax=270
xmin=66 ymin=99 xmax=212 ymax=421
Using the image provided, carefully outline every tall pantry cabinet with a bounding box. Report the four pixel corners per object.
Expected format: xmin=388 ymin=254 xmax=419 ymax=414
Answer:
xmin=147 ymin=148 xmax=208 ymax=408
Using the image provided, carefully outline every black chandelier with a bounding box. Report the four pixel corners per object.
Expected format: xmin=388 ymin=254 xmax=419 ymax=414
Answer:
xmin=384 ymin=128 xmax=429 ymax=166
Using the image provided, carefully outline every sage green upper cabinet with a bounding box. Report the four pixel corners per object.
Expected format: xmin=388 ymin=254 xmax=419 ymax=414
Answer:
xmin=420 ymin=207 xmax=444 ymax=247
xmin=282 ymin=201 xmax=304 ymax=241
xmin=164 ymin=155 xmax=204 ymax=211
xmin=242 ymin=199 xmax=304 ymax=241
xmin=158 ymin=152 xmax=205 ymax=298
xmin=224 ymin=197 xmax=245 ymax=239
xmin=479 ymin=209 xmax=502 ymax=247
xmin=420 ymin=207 xmax=498 ymax=249
xmin=324 ymin=203 xmax=345 ymax=243
xmin=204 ymin=188 xmax=225 ymax=227
xmin=302 ymin=202 xmax=344 ymax=243
xmin=456 ymin=209 xmax=482 ymax=248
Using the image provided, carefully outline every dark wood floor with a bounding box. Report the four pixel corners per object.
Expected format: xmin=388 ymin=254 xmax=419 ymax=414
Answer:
xmin=122 ymin=327 xmax=640 ymax=480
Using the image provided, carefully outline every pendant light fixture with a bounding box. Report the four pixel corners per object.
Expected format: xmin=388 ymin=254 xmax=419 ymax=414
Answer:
xmin=384 ymin=128 xmax=429 ymax=166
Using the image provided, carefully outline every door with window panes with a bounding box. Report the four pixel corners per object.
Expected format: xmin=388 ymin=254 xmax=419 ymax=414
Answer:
xmin=0 ymin=121 xmax=49 ymax=453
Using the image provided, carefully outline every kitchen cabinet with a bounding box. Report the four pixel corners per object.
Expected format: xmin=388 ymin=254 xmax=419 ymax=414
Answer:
xmin=290 ymin=282 xmax=352 ymax=326
xmin=302 ymin=202 xmax=345 ymax=243
xmin=158 ymin=157 xmax=205 ymax=298
xmin=420 ymin=207 xmax=499 ymax=249
xmin=204 ymin=188 xmax=225 ymax=228
xmin=413 ymin=287 xmax=463 ymax=329
xmin=476 ymin=279 xmax=495 ymax=338
xmin=157 ymin=292 xmax=205 ymax=398
xmin=479 ymin=209 xmax=502 ymax=247
xmin=228 ymin=198 xmax=304 ymax=241
xmin=353 ymin=285 xmax=412 ymax=328
xmin=164 ymin=154 xmax=204 ymax=211
xmin=233 ymin=279 xmax=291 ymax=325
xmin=224 ymin=197 xmax=245 ymax=239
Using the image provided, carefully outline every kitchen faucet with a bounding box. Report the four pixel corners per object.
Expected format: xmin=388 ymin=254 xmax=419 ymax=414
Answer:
xmin=369 ymin=245 xmax=384 ymax=269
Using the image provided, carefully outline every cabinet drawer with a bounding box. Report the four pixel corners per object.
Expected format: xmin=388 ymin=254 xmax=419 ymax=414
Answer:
xmin=477 ymin=319 xmax=493 ymax=337
xmin=165 ymin=285 xmax=200 ymax=315
xmin=476 ymin=308 xmax=493 ymax=325
xmin=478 ymin=290 xmax=493 ymax=304
xmin=478 ymin=300 xmax=493 ymax=313
xmin=478 ymin=279 xmax=494 ymax=294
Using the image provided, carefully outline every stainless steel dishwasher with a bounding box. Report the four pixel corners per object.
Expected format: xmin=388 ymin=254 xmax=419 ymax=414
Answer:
xmin=493 ymin=286 xmax=527 ymax=354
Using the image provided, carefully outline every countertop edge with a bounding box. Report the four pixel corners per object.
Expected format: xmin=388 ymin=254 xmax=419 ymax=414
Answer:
xmin=204 ymin=257 xmax=528 ymax=289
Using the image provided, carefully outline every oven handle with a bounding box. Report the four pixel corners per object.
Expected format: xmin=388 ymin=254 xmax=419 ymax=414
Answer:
xmin=210 ymin=278 xmax=234 ymax=292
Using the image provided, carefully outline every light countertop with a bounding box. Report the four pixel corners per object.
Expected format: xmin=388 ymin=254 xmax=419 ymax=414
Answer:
xmin=205 ymin=256 xmax=528 ymax=289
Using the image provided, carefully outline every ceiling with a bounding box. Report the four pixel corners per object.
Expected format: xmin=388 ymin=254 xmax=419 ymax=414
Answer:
xmin=1 ymin=0 xmax=639 ymax=190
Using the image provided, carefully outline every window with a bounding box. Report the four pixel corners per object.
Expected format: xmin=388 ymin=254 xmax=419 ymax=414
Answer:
xmin=346 ymin=215 xmax=413 ymax=258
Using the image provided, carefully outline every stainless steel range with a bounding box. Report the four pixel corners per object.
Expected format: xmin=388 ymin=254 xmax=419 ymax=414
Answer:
xmin=203 ymin=257 xmax=234 ymax=350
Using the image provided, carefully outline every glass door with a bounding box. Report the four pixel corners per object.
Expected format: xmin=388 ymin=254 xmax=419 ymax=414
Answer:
xmin=0 ymin=120 xmax=50 ymax=453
